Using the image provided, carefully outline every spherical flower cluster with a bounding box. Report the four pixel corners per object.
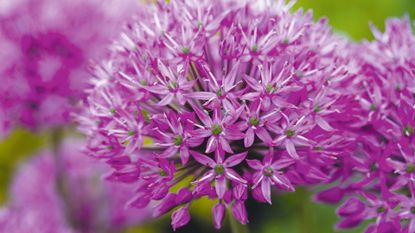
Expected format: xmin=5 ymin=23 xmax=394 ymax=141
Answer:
xmin=0 ymin=0 xmax=137 ymax=136
xmin=315 ymin=17 xmax=415 ymax=233
xmin=78 ymin=0 xmax=358 ymax=229
xmin=0 ymin=139 xmax=149 ymax=233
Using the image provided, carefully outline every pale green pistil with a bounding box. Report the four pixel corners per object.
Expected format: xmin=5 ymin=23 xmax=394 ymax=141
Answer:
xmin=173 ymin=135 xmax=183 ymax=146
xmin=249 ymin=116 xmax=260 ymax=126
xmin=314 ymin=104 xmax=321 ymax=113
xmin=216 ymin=89 xmax=222 ymax=97
xmin=403 ymin=125 xmax=414 ymax=137
xmin=214 ymin=164 xmax=225 ymax=175
xmin=110 ymin=108 xmax=116 ymax=114
xmin=265 ymin=84 xmax=274 ymax=93
xmin=251 ymin=44 xmax=258 ymax=53
xmin=376 ymin=206 xmax=385 ymax=213
xmin=411 ymin=206 xmax=415 ymax=214
xmin=370 ymin=162 xmax=378 ymax=172
xmin=370 ymin=104 xmax=377 ymax=111
xmin=407 ymin=163 xmax=415 ymax=173
xmin=263 ymin=167 xmax=273 ymax=177
xmin=128 ymin=130 xmax=136 ymax=136
xmin=159 ymin=169 xmax=168 ymax=177
xmin=169 ymin=81 xmax=177 ymax=89
xmin=286 ymin=129 xmax=295 ymax=137
xmin=181 ymin=47 xmax=190 ymax=54
xmin=211 ymin=124 xmax=223 ymax=136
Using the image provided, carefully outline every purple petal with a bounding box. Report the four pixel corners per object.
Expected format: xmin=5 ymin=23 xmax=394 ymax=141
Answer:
xmin=187 ymin=91 xmax=216 ymax=100
xmin=190 ymin=151 xmax=215 ymax=167
xmin=244 ymin=127 xmax=255 ymax=148
xmin=224 ymin=152 xmax=248 ymax=167
xmin=171 ymin=207 xmax=190 ymax=231
xmin=336 ymin=197 xmax=365 ymax=217
xmin=212 ymin=202 xmax=225 ymax=229
xmin=215 ymin=176 xmax=227 ymax=199
xmin=285 ymin=139 xmax=299 ymax=159
xmin=231 ymin=201 xmax=248 ymax=225
xmin=246 ymin=159 xmax=263 ymax=170
xmin=261 ymin=178 xmax=272 ymax=204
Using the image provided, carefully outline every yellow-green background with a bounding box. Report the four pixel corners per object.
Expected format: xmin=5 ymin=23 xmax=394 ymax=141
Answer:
xmin=1 ymin=0 xmax=414 ymax=232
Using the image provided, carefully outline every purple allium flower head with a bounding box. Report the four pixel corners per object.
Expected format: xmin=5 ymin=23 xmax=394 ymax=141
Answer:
xmin=78 ymin=0 xmax=356 ymax=229
xmin=314 ymin=17 xmax=415 ymax=232
xmin=0 ymin=139 xmax=149 ymax=233
xmin=0 ymin=0 xmax=138 ymax=135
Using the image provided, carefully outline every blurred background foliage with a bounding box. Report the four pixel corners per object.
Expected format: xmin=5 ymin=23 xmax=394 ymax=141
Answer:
xmin=1 ymin=0 xmax=414 ymax=232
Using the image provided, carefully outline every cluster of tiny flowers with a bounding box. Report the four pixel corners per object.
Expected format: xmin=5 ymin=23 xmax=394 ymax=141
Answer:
xmin=315 ymin=17 xmax=415 ymax=233
xmin=78 ymin=0 xmax=359 ymax=230
xmin=0 ymin=139 xmax=149 ymax=233
xmin=0 ymin=0 xmax=137 ymax=136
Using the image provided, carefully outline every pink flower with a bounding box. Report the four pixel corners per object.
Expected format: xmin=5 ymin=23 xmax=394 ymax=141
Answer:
xmin=0 ymin=0 xmax=138 ymax=134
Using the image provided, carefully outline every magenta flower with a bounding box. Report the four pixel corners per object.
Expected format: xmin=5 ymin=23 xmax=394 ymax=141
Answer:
xmin=77 ymin=0 xmax=356 ymax=230
xmin=0 ymin=0 xmax=138 ymax=134
xmin=0 ymin=139 xmax=149 ymax=233
xmin=247 ymin=154 xmax=295 ymax=204
xmin=191 ymin=150 xmax=247 ymax=199
xmin=315 ymin=17 xmax=415 ymax=233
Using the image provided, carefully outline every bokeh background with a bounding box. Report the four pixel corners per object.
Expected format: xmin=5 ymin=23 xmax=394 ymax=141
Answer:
xmin=1 ymin=0 xmax=414 ymax=232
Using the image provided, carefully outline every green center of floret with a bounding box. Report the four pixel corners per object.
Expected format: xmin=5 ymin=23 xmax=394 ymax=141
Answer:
xmin=251 ymin=44 xmax=258 ymax=53
xmin=181 ymin=47 xmax=190 ymax=54
xmin=411 ymin=206 xmax=415 ymax=214
xmin=314 ymin=104 xmax=321 ymax=113
xmin=211 ymin=124 xmax=223 ymax=136
xmin=263 ymin=167 xmax=273 ymax=177
xmin=265 ymin=83 xmax=274 ymax=93
xmin=128 ymin=130 xmax=136 ymax=136
xmin=110 ymin=108 xmax=116 ymax=114
xmin=407 ymin=163 xmax=415 ymax=173
xmin=403 ymin=124 xmax=414 ymax=137
xmin=214 ymin=164 xmax=225 ymax=175
xmin=169 ymin=81 xmax=177 ymax=89
xmin=370 ymin=104 xmax=377 ymax=111
xmin=249 ymin=116 xmax=260 ymax=126
xmin=286 ymin=129 xmax=295 ymax=137
xmin=370 ymin=162 xmax=378 ymax=172
xmin=376 ymin=206 xmax=385 ymax=213
xmin=216 ymin=89 xmax=222 ymax=97
xmin=140 ymin=79 xmax=147 ymax=86
xmin=173 ymin=135 xmax=183 ymax=146
xmin=159 ymin=169 xmax=168 ymax=177
xmin=314 ymin=146 xmax=323 ymax=151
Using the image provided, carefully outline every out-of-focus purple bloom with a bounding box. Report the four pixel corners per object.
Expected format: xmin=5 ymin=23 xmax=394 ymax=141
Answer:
xmin=0 ymin=0 xmax=138 ymax=135
xmin=77 ymin=0 xmax=356 ymax=229
xmin=0 ymin=139 xmax=149 ymax=233
xmin=315 ymin=17 xmax=415 ymax=232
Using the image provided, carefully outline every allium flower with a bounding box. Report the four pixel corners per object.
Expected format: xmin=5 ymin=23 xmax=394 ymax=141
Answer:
xmin=315 ymin=17 xmax=415 ymax=233
xmin=0 ymin=0 xmax=137 ymax=135
xmin=0 ymin=139 xmax=149 ymax=233
xmin=78 ymin=0 xmax=355 ymax=229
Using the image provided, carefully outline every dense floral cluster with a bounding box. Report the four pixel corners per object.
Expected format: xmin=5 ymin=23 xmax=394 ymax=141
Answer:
xmin=0 ymin=139 xmax=149 ymax=233
xmin=315 ymin=17 xmax=415 ymax=233
xmin=78 ymin=0 xmax=361 ymax=229
xmin=0 ymin=0 xmax=137 ymax=136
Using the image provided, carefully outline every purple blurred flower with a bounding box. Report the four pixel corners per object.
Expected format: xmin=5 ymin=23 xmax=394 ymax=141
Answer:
xmin=0 ymin=139 xmax=149 ymax=233
xmin=0 ymin=0 xmax=138 ymax=135
xmin=315 ymin=17 xmax=415 ymax=232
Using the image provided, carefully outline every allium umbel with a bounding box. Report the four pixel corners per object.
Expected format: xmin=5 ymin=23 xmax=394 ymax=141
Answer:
xmin=79 ymin=0 xmax=356 ymax=230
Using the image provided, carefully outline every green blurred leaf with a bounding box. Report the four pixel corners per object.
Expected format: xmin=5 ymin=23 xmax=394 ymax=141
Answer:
xmin=0 ymin=129 xmax=46 ymax=204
